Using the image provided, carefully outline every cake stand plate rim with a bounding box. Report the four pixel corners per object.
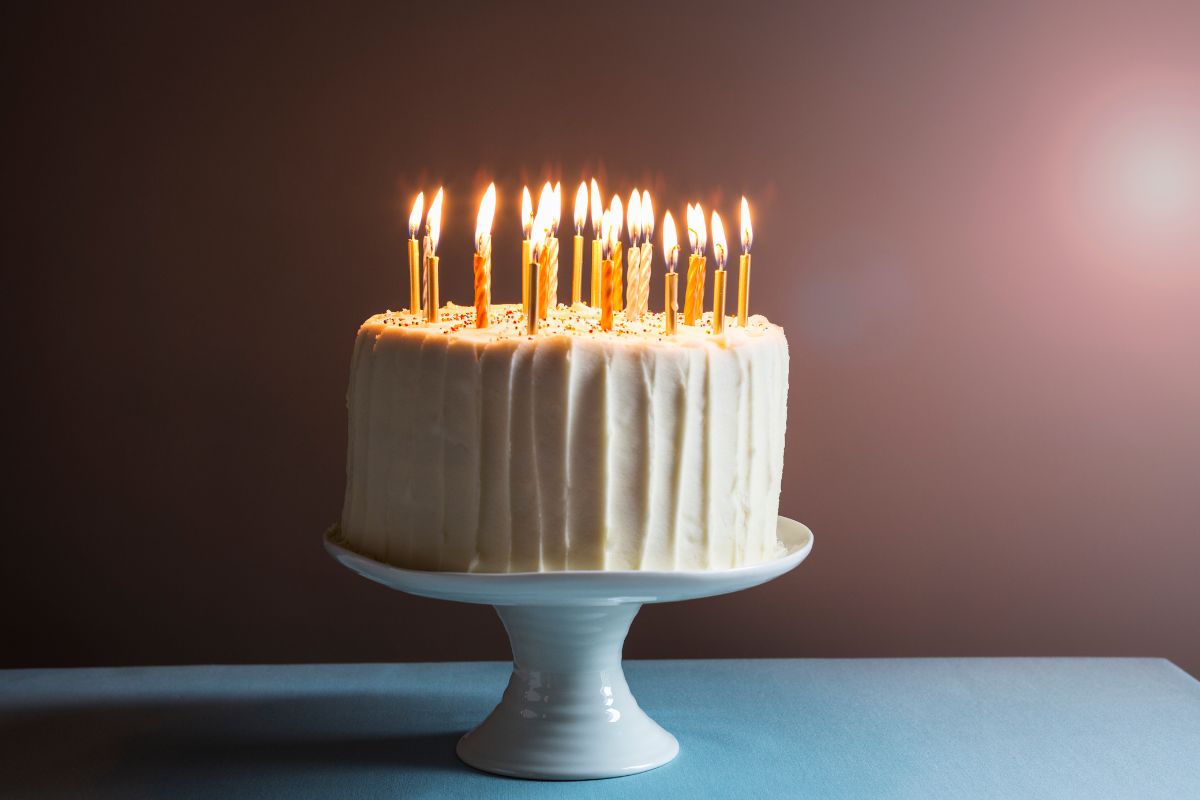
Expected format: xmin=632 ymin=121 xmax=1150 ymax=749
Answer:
xmin=322 ymin=516 xmax=812 ymax=606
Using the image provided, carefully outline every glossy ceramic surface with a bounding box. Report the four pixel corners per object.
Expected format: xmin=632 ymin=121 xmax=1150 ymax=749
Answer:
xmin=323 ymin=517 xmax=813 ymax=780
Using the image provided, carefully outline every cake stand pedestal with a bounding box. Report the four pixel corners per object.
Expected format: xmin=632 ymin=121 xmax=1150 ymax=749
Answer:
xmin=323 ymin=517 xmax=813 ymax=781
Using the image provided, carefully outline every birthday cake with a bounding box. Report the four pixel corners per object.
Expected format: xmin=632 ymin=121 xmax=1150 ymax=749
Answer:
xmin=338 ymin=303 xmax=789 ymax=571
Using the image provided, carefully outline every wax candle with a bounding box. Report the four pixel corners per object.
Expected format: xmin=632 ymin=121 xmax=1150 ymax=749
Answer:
xmin=711 ymin=209 xmax=728 ymax=335
xmin=572 ymin=182 xmax=587 ymax=305
xmin=738 ymin=196 xmax=753 ymax=326
xmin=624 ymin=189 xmax=642 ymax=321
xmin=662 ymin=209 xmax=679 ymax=335
xmin=589 ymin=178 xmax=603 ymax=307
xmin=422 ymin=187 xmax=443 ymax=323
xmin=609 ymin=194 xmax=624 ymax=312
xmin=684 ymin=203 xmax=708 ymax=325
xmin=530 ymin=201 xmax=552 ymax=335
xmin=600 ymin=210 xmax=615 ymax=331
xmin=535 ymin=182 xmax=554 ymax=319
xmin=527 ymin=254 xmax=540 ymax=336
xmin=473 ymin=183 xmax=496 ymax=329
xmin=637 ymin=190 xmax=654 ymax=320
xmin=521 ymin=186 xmax=532 ymax=316
xmin=547 ymin=181 xmax=561 ymax=315
xmin=407 ymin=192 xmax=424 ymax=316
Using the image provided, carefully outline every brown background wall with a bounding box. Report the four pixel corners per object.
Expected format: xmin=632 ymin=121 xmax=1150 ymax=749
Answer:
xmin=4 ymin=1 xmax=1198 ymax=673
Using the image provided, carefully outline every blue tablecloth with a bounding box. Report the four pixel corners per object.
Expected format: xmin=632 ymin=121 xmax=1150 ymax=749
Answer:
xmin=2 ymin=659 xmax=1198 ymax=799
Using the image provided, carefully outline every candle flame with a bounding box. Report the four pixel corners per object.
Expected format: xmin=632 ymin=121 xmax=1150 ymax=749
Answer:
xmin=552 ymin=181 xmax=562 ymax=234
xmin=532 ymin=184 xmax=554 ymax=257
xmin=590 ymin=178 xmax=603 ymax=238
xmin=627 ymin=188 xmax=642 ymax=246
xmin=521 ymin=186 xmax=533 ymax=240
xmin=574 ymin=182 xmax=588 ymax=234
xmin=686 ymin=202 xmax=707 ymax=254
xmin=600 ymin=209 xmax=613 ymax=259
xmin=537 ymin=182 xmax=555 ymax=235
xmin=610 ymin=194 xmax=624 ymax=239
xmin=606 ymin=208 xmax=620 ymax=255
xmin=640 ymin=190 xmax=654 ymax=242
xmin=408 ymin=192 xmax=424 ymax=239
xmin=427 ymin=187 xmax=444 ymax=254
xmin=475 ymin=183 xmax=496 ymax=254
xmin=663 ymin=209 xmax=679 ymax=273
xmin=711 ymin=209 xmax=727 ymax=269
xmin=740 ymin=196 xmax=753 ymax=254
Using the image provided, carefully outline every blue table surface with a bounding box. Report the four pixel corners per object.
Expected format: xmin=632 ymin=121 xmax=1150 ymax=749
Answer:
xmin=2 ymin=659 xmax=1198 ymax=799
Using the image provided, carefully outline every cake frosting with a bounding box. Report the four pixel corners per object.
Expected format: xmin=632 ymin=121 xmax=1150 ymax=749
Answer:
xmin=339 ymin=302 xmax=789 ymax=572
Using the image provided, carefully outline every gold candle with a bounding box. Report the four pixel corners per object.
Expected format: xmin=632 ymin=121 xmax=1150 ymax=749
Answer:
xmin=520 ymin=185 xmax=533 ymax=315
xmin=662 ymin=209 xmax=680 ymax=335
xmin=664 ymin=271 xmax=678 ymax=336
xmin=422 ymin=187 xmax=444 ymax=324
xmin=425 ymin=256 xmax=440 ymax=323
xmin=712 ymin=269 xmax=727 ymax=334
xmin=589 ymin=178 xmax=603 ymax=307
xmin=407 ymin=238 xmax=421 ymax=316
xmin=572 ymin=235 xmax=584 ymax=305
xmin=613 ymin=242 xmax=624 ymax=312
xmin=738 ymin=197 xmax=754 ymax=326
xmin=572 ymin=182 xmax=587 ymax=306
xmin=406 ymin=191 xmax=424 ymax=316
xmin=590 ymin=239 xmax=602 ymax=306
xmin=527 ymin=256 xmax=540 ymax=335
xmin=710 ymin=210 xmax=729 ymax=334
xmin=521 ymin=238 xmax=531 ymax=315
xmin=737 ymin=254 xmax=751 ymax=326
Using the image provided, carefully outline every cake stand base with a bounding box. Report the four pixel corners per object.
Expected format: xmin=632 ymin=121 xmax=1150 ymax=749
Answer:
xmin=456 ymin=604 xmax=677 ymax=779
xmin=324 ymin=517 xmax=813 ymax=780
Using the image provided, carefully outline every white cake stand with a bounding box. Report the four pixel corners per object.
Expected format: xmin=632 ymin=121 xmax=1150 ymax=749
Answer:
xmin=323 ymin=517 xmax=813 ymax=781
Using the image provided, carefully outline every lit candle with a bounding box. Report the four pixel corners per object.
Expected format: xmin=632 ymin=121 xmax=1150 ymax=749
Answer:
xmin=535 ymin=182 xmax=555 ymax=320
xmin=624 ymin=189 xmax=642 ymax=321
xmin=662 ymin=209 xmax=679 ymax=335
xmin=609 ymin=193 xmax=624 ymax=312
xmin=600 ymin=210 xmax=615 ymax=331
xmin=738 ymin=196 xmax=753 ymax=326
xmin=529 ymin=198 xmax=553 ymax=335
xmin=637 ymin=190 xmax=654 ymax=320
xmin=521 ymin=186 xmax=533 ymax=316
xmin=589 ymin=178 xmax=603 ymax=307
xmin=572 ymin=182 xmax=587 ymax=305
xmin=423 ymin=187 xmax=444 ymax=323
xmin=407 ymin=192 xmax=424 ymax=316
xmin=710 ymin=209 xmax=728 ymax=335
xmin=547 ymin=181 xmax=562 ymax=314
xmin=473 ymin=183 xmax=496 ymax=329
xmin=684 ymin=202 xmax=708 ymax=325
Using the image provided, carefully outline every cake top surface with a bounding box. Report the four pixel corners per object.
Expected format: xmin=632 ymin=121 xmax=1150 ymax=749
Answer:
xmin=362 ymin=303 xmax=781 ymax=347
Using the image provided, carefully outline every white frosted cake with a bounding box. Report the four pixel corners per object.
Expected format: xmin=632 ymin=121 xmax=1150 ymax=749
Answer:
xmin=339 ymin=302 xmax=789 ymax=572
